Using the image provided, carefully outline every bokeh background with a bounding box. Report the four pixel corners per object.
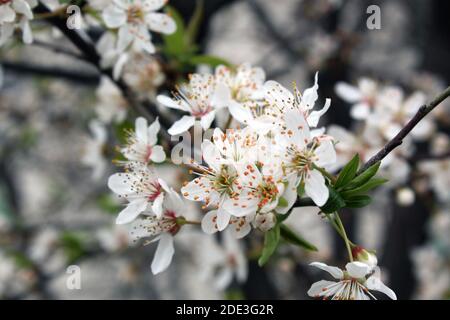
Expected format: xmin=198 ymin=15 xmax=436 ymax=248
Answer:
xmin=0 ymin=0 xmax=449 ymax=299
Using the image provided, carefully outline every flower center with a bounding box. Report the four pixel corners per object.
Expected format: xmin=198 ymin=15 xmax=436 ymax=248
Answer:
xmin=127 ymin=5 xmax=144 ymax=24
xmin=213 ymin=166 xmax=238 ymax=196
xmin=147 ymin=181 xmax=162 ymax=201
xmin=258 ymin=178 xmax=279 ymax=208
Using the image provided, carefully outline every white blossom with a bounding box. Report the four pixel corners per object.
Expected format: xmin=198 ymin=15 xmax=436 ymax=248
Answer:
xmin=308 ymin=261 xmax=397 ymax=300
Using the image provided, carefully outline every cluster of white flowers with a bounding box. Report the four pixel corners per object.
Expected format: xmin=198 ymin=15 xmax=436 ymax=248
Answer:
xmin=105 ymin=63 xmax=397 ymax=300
xmin=91 ymin=0 xmax=176 ymax=79
xmin=0 ymin=0 xmax=36 ymax=46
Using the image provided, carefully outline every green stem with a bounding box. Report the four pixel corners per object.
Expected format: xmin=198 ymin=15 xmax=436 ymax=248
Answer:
xmin=334 ymin=213 xmax=354 ymax=262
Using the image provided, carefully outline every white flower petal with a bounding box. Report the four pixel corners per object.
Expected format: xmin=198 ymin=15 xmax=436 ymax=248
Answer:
xmin=168 ymin=115 xmax=195 ymax=136
xmin=116 ymin=198 xmax=147 ymax=224
xmin=228 ymin=101 xmax=253 ymax=124
xmin=201 ymin=210 xmax=219 ymax=234
xmin=151 ymin=233 xmax=174 ymax=274
xmin=117 ymin=25 xmax=133 ymax=52
xmin=157 ymin=95 xmax=190 ymax=112
xmin=103 ymin=5 xmax=126 ymax=28
xmin=310 ymin=262 xmax=344 ymax=279
xmin=201 ymin=140 xmax=222 ymax=172
xmin=365 ymin=275 xmax=397 ymax=300
xmin=284 ymin=110 xmax=310 ymax=148
xmin=0 ymin=5 xmax=16 ymax=23
xmin=13 ymin=0 xmax=32 ymax=19
xmin=200 ymin=110 xmax=216 ymax=130
xmin=308 ymin=98 xmax=331 ymax=127
xmin=350 ymin=103 xmax=371 ymax=120
xmin=345 ymin=261 xmax=370 ymax=279
xmin=216 ymin=207 xmax=231 ymax=231
xmin=20 ymin=17 xmax=33 ymax=44
xmin=146 ymin=12 xmax=176 ymax=34
xmin=151 ymin=192 xmax=164 ymax=217
xmin=149 ymin=145 xmax=166 ymax=163
xmin=181 ymin=177 xmax=211 ymax=202
xmin=108 ymin=173 xmax=134 ymax=195
xmin=229 ymin=218 xmax=252 ymax=239
xmin=335 ymin=82 xmax=362 ymax=103
xmin=143 ymin=0 xmax=166 ymax=11
xmin=307 ymin=280 xmax=338 ymax=297
xmin=147 ymin=118 xmax=160 ymax=146
xmin=301 ymin=72 xmax=319 ymax=110
xmin=264 ymin=80 xmax=294 ymax=107
xmin=135 ymin=117 xmax=148 ymax=145
xmin=314 ymin=140 xmax=337 ymax=167
xmin=305 ymin=169 xmax=329 ymax=207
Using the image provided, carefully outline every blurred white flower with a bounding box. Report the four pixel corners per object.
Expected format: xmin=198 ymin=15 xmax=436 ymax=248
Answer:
xmin=95 ymin=76 xmax=128 ymax=124
xmin=197 ymin=230 xmax=248 ymax=290
xmin=108 ymin=164 xmax=170 ymax=223
xmin=335 ymin=78 xmax=378 ymax=120
xmin=214 ymin=63 xmax=265 ymax=124
xmin=0 ymin=0 xmax=37 ymax=46
xmin=102 ymin=0 xmax=176 ymax=54
xmin=81 ymin=120 xmax=108 ymax=181
xmin=396 ymin=187 xmax=415 ymax=206
xmin=157 ymin=74 xmax=224 ymax=135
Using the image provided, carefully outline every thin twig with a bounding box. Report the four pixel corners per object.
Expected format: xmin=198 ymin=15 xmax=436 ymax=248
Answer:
xmin=359 ymin=86 xmax=450 ymax=173
xmin=31 ymin=39 xmax=87 ymax=61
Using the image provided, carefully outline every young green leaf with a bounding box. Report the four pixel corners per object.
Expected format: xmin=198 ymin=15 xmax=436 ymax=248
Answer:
xmin=346 ymin=161 xmax=381 ymax=190
xmin=163 ymin=6 xmax=187 ymax=56
xmin=342 ymin=178 xmax=388 ymax=198
xmin=320 ymin=187 xmax=346 ymax=214
xmin=345 ymin=195 xmax=372 ymax=208
xmin=186 ymin=0 xmax=204 ymax=46
xmin=280 ymin=224 xmax=318 ymax=251
xmin=258 ymin=224 xmax=281 ymax=267
xmin=334 ymin=154 xmax=360 ymax=189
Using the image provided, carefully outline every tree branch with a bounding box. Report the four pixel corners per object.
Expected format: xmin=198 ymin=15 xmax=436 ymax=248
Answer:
xmin=359 ymin=86 xmax=450 ymax=173
xmin=2 ymin=60 xmax=99 ymax=84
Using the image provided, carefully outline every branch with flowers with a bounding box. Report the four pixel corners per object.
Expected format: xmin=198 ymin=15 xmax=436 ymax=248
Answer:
xmin=1 ymin=0 xmax=449 ymax=300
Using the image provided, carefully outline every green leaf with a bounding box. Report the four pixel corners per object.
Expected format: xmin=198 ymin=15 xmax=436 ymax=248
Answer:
xmin=320 ymin=187 xmax=346 ymax=214
xmin=334 ymin=154 xmax=360 ymax=189
xmin=280 ymin=224 xmax=318 ymax=251
xmin=341 ymin=178 xmax=388 ymax=198
xmin=189 ymin=54 xmax=233 ymax=68
xmin=345 ymin=195 xmax=372 ymax=208
xmin=163 ymin=6 xmax=187 ymax=56
xmin=346 ymin=162 xmax=381 ymax=190
xmin=186 ymin=0 xmax=204 ymax=46
xmin=258 ymin=224 xmax=280 ymax=267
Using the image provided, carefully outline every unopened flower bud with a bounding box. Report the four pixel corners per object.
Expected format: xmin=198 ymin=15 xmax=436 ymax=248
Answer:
xmin=352 ymin=246 xmax=378 ymax=268
xmin=254 ymin=212 xmax=277 ymax=232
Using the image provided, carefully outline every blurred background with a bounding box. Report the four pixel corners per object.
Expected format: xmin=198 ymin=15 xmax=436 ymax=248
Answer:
xmin=0 ymin=0 xmax=449 ymax=299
